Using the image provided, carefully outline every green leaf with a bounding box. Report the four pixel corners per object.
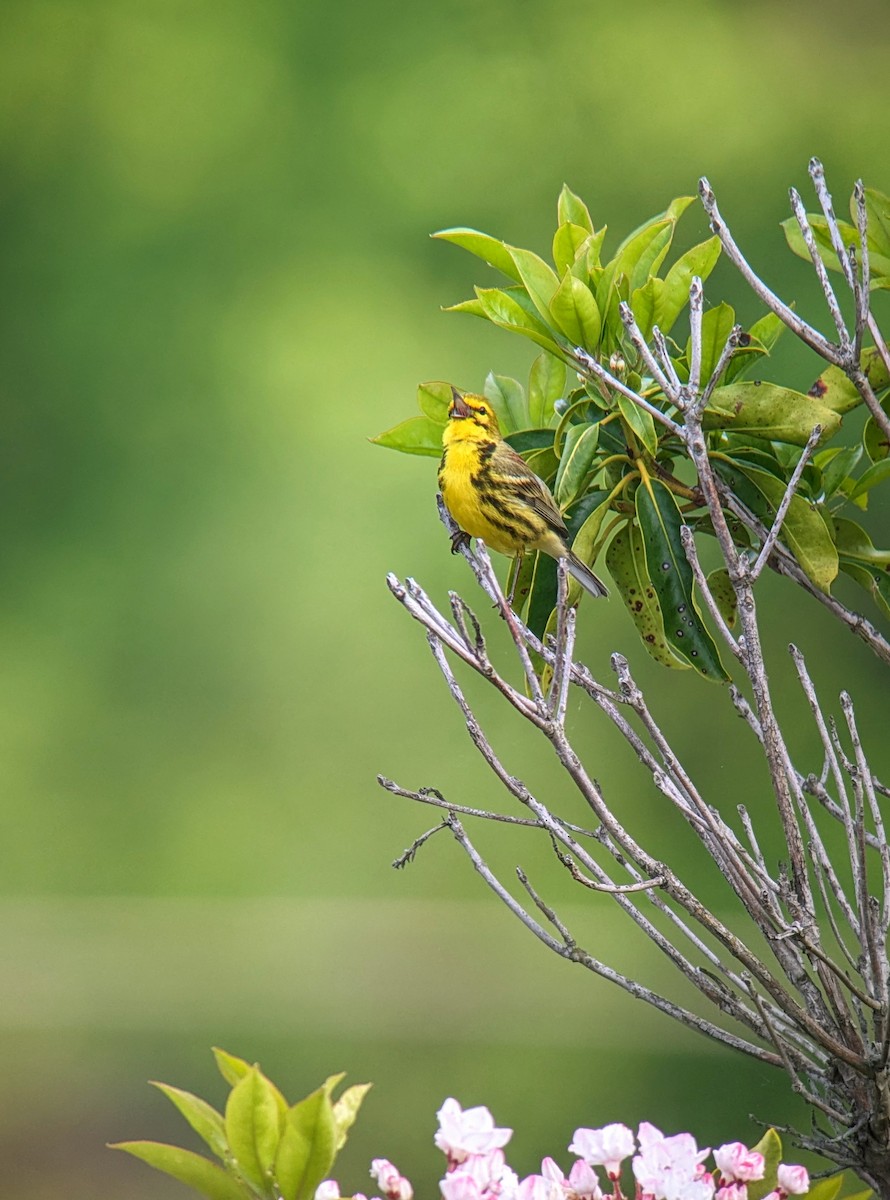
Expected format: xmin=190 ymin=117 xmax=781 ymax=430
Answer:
xmin=864 ymin=396 xmax=890 ymax=462
xmin=152 ymin=1083 xmax=228 ymax=1161
xmin=636 ymin=478 xmax=729 ymax=680
xmin=549 ymin=271 xmax=602 ymax=349
xmin=504 ymin=428 xmax=557 ymax=455
xmin=747 ymin=1129 xmax=782 ymax=1200
xmin=484 ymin=372 xmax=528 ymax=433
xmin=475 ymin=287 xmax=563 ymax=354
xmin=443 ymin=297 xmax=487 ymax=318
xmin=370 ymin=415 xmax=443 ymax=457
xmin=528 ymin=352 xmax=566 ymax=427
xmin=807 ymin=346 xmax=890 ymax=414
xmin=111 ymin=1141 xmax=248 ymax=1200
xmin=431 ymin=228 xmax=521 ymax=281
xmin=805 ymin=1177 xmax=845 ymax=1200
xmin=687 ymin=302 xmax=736 ymax=385
xmin=417 ymin=381 xmax=453 ymax=422
xmin=604 ymin=519 xmax=690 ymax=670
xmin=704 ymin=381 xmax=840 ymax=445
xmin=525 ymin=551 xmax=558 ymax=639
xmin=658 ymin=236 xmax=722 ymax=335
xmin=552 ymin=223 xmax=593 ymax=276
xmin=816 ymin=444 xmax=863 ymax=498
xmin=508 ymin=246 xmax=561 ymax=323
xmin=715 ymin=459 xmax=838 ymax=591
xmin=833 ymin=516 xmax=890 ymax=564
xmin=848 ymin=457 xmax=890 ymax=501
xmin=280 ymin=1086 xmax=338 ymax=1200
xmin=554 ymin=423 xmax=600 ymax=507
xmin=565 ymin=492 xmax=613 ymax=605
xmin=598 ymin=216 xmax=673 ymax=317
xmin=781 ymin=215 xmax=858 ymax=274
xmin=722 ymin=312 xmax=788 ymax=385
xmin=839 ymin=559 xmax=890 ymax=618
xmin=225 ymin=1067 xmax=284 ymax=1191
xmin=557 ymin=184 xmax=594 ymax=233
xmin=332 ymin=1083 xmax=372 ymax=1153
xmin=213 ymin=1048 xmax=252 ymax=1089
xmin=706 ymin=568 xmax=738 ymax=629
xmin=630 ymin=276 xmax=664 ymax=340
xmin=617 ymin=393 xmax=658 ymax=458
xmin=859 ymin=186 xmax=890 ymax=269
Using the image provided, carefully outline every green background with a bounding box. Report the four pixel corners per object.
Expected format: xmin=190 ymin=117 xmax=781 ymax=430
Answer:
xmin=2 ymin=1 xmax=889 ymax=1196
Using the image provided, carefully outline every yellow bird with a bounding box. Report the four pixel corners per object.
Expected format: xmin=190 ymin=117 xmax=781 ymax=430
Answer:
xmin=438 ymin=388 xmax=608 ymax=600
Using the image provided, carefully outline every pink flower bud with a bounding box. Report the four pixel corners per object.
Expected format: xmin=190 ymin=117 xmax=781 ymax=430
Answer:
xmin=714 ymin=1144 xmax=765 ymax=1184
xmin=315 ymin=1183 xmax=341 ymax=1200
xmin=567 ymin=1160 xmax=603 ymax=1200
xmin=371 ymin=1159 xmax=414 ymax=1200
xmin=716 ymin=1183 xmax=747 ymax=1200
xmin=777 ymin=1165 xmax=809 ymax=1196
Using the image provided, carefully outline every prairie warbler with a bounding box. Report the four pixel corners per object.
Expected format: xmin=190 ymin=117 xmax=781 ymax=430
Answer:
xmin=438 ymin=388 xmax=608 ymax=600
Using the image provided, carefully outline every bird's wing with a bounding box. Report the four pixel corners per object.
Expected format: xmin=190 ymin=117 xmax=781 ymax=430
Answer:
xmin=491 ymin=442 xmax=568 ymax=538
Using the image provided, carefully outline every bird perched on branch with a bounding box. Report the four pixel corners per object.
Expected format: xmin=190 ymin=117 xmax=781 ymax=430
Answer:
xmin=438 ymin=387 xmax=608 ymax=600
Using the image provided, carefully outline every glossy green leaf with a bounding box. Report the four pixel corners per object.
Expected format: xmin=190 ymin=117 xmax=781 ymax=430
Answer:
xmin=213 ymin=1048 xmax=252 ymax=1089
xmin=858 ymin=186 xmax=890 ymax=268
xmin=225 ymin=1067 xmax=284 ymax=1190
xmin=475 ymin=287 xmax=562 ymax=354
xmin=687 ymin=302 xmax=736 ymax=385
xmin=432 ymin=228 xmax=521 ymax=281
xmin=276 ymin=1087 xmax=337 ymax=1200
xmin=722 ymin=312 xmax=788 ymax=385
xmin=630 ymin=276 xmax=664 ymax=340
xmin=747 ymin=1129 xmax=782 ymax=1200
xmin=528 ymin=352 xmax=566 ymax=427
xmin=524 ymin=550 xmax=558 ymax=640
xmin=550 ymin=271 xmax=602 ymax=349
xmin=833 ymin=516 xmax=890 ymax=565
xmin=598 ymin=217 xmax=672 ymax=314
xmin=111 ymin=1142 xmax=248 ymax=1200
xmin=604 ymin=520 xmax=690 ymax=669
xmin=864 ymin=396 xmax=890 ymax=462
xmin=504 ymin=428 xmax=556 ymax=455
xmin=848 ymin=457 xmax=890 ymax=501
xmin=565 ymin=493 xmax=613 ymax=605
xmin=509 ymin=550 xmax=538 ymax=616
xmin=557 ymin=184 xmax=594 ymax=233
xmin=706 ymin=568 xmax=737 ymax=629
xmin=816 ymin=444 xmax=863 ymax=498
xmin=635 ymin=479 xmax=728 ymax=680
xmin=807 ymin=346 xmax=890 ymax=414
xmin=484 ymin=372 xmax=527 ymax=433
xmin=332 ymin=1083 xmax=372 ymax=1153
xmin=417 ymin=381 xmax=453 ymax=422
xmin=704 ymin=381 xmax=840 ymax=445
xmin=522 ymin=446 xmax=559 ymax=479
xmin=617 ymin=393 xmax=658 ymax=458
xmin=370 ymin=415 xmax=443 ymax=457
xmin=715 ymin=460 xmax=838 ymax=591
xmin=152 ymin=1083 xmax=228 ymax=1161
xmin=554 ymin=423 xmax=600 ymax=507
xmin=781 ymin=215 xmax=858 ymax=274
xmin=804 ymin=1178 xmax=844 ymax=1200
xmin=508 ymin=246 xmax=561 ymax=322
xmin=552 ymin=223 xmax=592 ymax=276
xmin=658 ymin=236 xmax=721 ymax=335
xmin=443 ymin=296 xmax=487 ymax=318
xmin=839 ymin=559 xmax=890 ymax=618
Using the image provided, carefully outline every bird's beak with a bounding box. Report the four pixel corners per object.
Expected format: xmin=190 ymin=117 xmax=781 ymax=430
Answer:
xmin=449 ymin=387 xmax=473 ymax=420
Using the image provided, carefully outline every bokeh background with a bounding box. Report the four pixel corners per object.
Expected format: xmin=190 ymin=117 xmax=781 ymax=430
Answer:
xmin=2 ymin=1 xmax=890 ymax=1196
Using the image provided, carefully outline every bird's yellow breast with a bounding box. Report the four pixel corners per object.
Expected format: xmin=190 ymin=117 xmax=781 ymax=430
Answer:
xmin=439 ymin=439 xmax=535 ymax=556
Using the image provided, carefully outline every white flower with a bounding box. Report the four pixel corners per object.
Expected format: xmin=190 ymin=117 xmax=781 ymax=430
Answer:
xmin=777 ymin=1165 xmax=809 ymax=1196
xmin=568 ymin=1124 xmax=635 ymax=1178
xmin=435 ymin=1099 xmax=513 ymax=1163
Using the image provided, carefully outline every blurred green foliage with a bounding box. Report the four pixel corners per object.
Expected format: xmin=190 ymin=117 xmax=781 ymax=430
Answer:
xmin=1 ymin=0 xmax=889 ymax=1197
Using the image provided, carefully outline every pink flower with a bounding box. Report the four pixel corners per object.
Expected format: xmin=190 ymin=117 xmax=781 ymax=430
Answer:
xmin=371 ymin=1159 xmax=414 ymax=1200
xmin=516 ymin=1173 xmax=563 ymax=1200
xmin=714 ymin=1145 xmax=764 ymax=1184
xmin=436 ymin=1099 xmax=513 ymax=1164
xmin=440 ymin=1150 xmax=517 ymax=1200
xmin=569 ymin=1124 xmax=635 ymax=1178
xmin=777 ymin=1165 xmax=809 ymax=1195
xmin=315 ymin=1184 xmax=341 ymax=1200
xmin=716 ymin=1183 xmax=748 ymax=1200
xmin=633 ymin=1123 xmax=714 ymax=1200
xmin=441 ymin=1174 xmax=485 ymax=1200
xmin=567 ymin=1160 xmax=603 ymax=1200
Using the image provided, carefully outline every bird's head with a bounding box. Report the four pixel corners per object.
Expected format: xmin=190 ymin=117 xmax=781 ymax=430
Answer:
xmin=445 ymin=388 xmax=500 ymax=441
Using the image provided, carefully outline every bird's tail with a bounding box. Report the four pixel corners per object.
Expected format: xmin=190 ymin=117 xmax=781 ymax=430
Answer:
xmin=565 ymin=551 xmax=609 ymax=599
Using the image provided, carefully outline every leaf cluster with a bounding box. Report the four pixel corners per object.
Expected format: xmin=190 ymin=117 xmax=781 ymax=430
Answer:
xmin=373 ymin=185 xmax=890 ymax=680
xmin=110 ymin=1048 xmax=370 ymax=1200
